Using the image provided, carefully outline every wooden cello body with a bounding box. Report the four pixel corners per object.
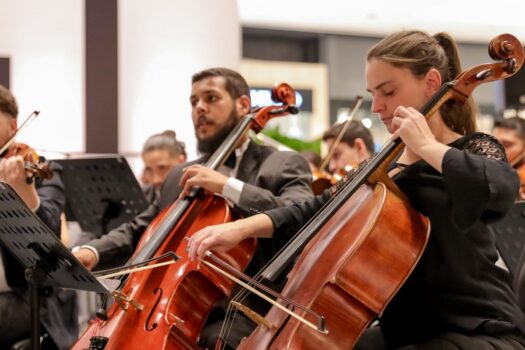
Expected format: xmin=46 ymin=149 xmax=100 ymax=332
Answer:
xmin=73 ymin=194 xmax=254 ymax=350
xmin=239 ymin=183 xmax=429 ymax=349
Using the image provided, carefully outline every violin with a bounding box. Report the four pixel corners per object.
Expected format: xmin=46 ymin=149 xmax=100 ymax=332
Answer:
xmin=1 ymin=142 xmax=54 ymax=182
xmin=311 ymin=166 xmax=350 ymax=195
xmin=230 ymin=33 xmax=524 ymax=349
xmin=0 ymin=111 xmax=53 ymax=183
xmin=71 ymin=83 xmax=299 ymax=350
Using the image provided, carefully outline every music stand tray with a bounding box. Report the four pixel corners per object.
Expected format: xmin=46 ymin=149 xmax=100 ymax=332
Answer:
xmin=0 ymin=182 xmax=108 ymax=350
xmin=53 ymin=156 xmax=148 ymax=236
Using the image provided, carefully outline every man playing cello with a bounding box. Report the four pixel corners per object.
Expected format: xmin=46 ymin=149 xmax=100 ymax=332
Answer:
xmin=73 ymin=67 xmax=313 ymax=348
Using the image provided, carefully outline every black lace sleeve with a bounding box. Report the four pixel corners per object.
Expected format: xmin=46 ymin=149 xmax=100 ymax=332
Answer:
xmin=442 ymin=133 xmax=518 ymax=229
xmin=463 ymin=133 xmax=508 ymax=162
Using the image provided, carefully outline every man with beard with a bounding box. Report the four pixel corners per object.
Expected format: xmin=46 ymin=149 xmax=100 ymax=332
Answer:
xmin=72 ymin=68 xmax=313 ymax=346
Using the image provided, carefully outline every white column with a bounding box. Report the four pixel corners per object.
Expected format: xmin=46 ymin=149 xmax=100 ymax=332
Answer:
xmin=0 ymin=0 xmax=84 ymax=155
xmin=119 ymin=0 xmax=241 ymax=170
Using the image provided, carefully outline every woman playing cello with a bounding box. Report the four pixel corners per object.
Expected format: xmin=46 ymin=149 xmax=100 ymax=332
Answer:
xmin=188 ymin=30 xmax=525 ymax=349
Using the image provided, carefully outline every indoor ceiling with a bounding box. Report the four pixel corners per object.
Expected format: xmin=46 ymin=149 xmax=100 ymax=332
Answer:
xmin=237 ymin=0 xmax=525 ymax=44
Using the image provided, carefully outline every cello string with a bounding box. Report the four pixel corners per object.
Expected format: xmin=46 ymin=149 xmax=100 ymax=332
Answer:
xmin=202 ymin=259 xmax=323 ymax=332
xmin=218 ymin=151 xmax=383 ymax=341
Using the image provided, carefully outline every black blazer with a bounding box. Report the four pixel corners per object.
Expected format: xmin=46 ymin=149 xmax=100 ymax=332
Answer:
xmin=88 ymin=141 xmax=314 ymax=268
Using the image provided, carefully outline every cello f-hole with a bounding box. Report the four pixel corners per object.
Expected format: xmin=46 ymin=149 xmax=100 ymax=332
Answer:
xmin=145 ymin=287 xmax=163 ymax=331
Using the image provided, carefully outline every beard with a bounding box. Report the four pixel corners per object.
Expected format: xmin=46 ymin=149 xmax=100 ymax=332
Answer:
xmin=196 ymin=108 xmax=239 ymax=156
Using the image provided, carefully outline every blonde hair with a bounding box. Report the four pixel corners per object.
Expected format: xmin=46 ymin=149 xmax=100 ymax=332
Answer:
xmin=367 ymin=30 xmax=477 ymax=135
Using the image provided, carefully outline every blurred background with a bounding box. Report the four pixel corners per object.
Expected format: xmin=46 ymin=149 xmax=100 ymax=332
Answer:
xmin=1 ymin=0 xmax=525 ymax=171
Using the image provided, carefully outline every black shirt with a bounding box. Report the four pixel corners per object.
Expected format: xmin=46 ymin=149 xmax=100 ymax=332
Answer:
xmin=265 ymin=132 xmax=525 ymax=347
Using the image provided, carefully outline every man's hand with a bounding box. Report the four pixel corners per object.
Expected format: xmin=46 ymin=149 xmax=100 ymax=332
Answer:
xmin=73 ymin=248 xmax=98 ymax=271
xmin=0 ymin=156 xmax=39 ymax=209
xmin=179 ymin=164 xmax=228 ymax=198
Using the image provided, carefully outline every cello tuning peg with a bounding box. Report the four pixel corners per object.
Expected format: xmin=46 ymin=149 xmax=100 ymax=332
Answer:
xmin=504 ymin=58 xmax=517 ymax=74
xmin=287 ymin=105 xmax=299 ymax=114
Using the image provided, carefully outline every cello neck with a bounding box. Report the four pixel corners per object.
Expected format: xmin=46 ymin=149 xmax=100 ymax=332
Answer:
xmin=259 ymin=83 xmax=456 ymax=282
xmin=204 ymin=114 xmax=254 ymax=170
xmin=130 ymin=114 xmax=255 ymax=265
xmin=130 ymin=83 xmax=300 ymax=265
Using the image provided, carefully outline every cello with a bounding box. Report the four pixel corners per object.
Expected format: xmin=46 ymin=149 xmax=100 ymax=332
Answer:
xmin=219 ymin=34 xmax=524 ymax=349
xmin=71 ymin=83 xmax=299 ymax=350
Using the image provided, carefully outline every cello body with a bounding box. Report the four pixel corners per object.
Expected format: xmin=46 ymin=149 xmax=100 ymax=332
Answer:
xmin=238 ymin=182 xmax=430 ymax=349
xmin=72 ymin=194 xmax=255 ymax=350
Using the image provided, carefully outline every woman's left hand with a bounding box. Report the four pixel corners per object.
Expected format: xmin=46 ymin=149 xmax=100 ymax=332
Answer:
xmin=391 ymin=106 xmax=450 ymax=173
xmin=391 ymin=106 xmax=437 ymax=154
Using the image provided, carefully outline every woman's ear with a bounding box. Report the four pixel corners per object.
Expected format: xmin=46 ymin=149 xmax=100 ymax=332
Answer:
xmin=424 ymin=68 xmax=442 ymax=97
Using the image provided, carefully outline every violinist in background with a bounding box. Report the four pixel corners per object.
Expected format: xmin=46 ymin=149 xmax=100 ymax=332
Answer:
xmin=0 ymin=85 xmax=77 ymax=349
xmin=299 ymin=150 xmax=322 ymax=174
xmin=189 ymin=31 xmax=525 ymax=349
xmin=493 ymin=116 xmax=525 ymax=200
xmin=140 ymin=129 xmax=187 ymax=203
xmin=72 ymin=67 xmax=313 ymax=348
xmin=322 ymin=120 xmax=375 ymax=174
xmin=310 ymin=120 xmax=375 ymax=195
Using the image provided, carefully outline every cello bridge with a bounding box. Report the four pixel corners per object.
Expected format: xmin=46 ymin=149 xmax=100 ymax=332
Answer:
xmin=231 ymin=301 xmax=275 ymax=329
xmin=111 ymin=291 xmax=144 ymax=311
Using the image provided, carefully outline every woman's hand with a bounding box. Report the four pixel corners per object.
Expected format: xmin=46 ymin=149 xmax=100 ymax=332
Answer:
xmin=391 ymin=106 xmax=450 ymax=173
xmin=391 ymin=106 xmax=436 ymax=152
xmin=187 ymin=214 xmax=275 ymax=261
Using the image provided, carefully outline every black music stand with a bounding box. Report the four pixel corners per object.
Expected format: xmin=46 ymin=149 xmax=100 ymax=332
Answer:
xmin=53 ymin=156 xmax=148 ymax=237
xmin=489 ymin=201 xmax=525 ymax=278
xmin=0 ymin=182 xmax=108 ymax=350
